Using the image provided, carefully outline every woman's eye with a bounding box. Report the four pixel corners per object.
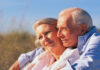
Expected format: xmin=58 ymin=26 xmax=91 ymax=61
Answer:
xmin=45 ymin=31 xmax=51 ymax=35
xmin=38 ymin=36 xmax=42 ymax=40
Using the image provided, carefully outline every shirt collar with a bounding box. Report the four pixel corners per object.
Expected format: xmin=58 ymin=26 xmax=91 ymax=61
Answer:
xmin=77 ymin=26 xmax=98 ymax=54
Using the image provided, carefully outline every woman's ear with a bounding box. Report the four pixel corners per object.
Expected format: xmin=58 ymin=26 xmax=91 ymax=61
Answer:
xmin=80 ymin=24 xmax=87 ymax=35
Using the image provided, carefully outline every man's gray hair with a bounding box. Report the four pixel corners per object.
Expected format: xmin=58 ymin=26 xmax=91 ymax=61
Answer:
xmin=72 ymin=8 xmax=93 ymax=31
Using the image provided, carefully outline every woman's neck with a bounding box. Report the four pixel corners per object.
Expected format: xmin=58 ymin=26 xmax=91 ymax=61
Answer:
xmin=50 ymin=45 xmax=66 ymax=60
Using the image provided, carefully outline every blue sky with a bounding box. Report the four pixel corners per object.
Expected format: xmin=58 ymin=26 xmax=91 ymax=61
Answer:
xmin=0 ymin=0 xmax=100 ymax=34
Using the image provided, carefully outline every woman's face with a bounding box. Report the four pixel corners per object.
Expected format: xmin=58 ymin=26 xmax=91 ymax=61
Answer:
xmin=35 ymin=24 xmax=63 ymax=51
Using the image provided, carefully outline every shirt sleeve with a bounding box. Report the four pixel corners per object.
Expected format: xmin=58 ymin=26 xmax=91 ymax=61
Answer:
xmin=63 ymin=41 xmax=100 ymax=70
xmin=18 ymin=47 xmax=44 ymax=68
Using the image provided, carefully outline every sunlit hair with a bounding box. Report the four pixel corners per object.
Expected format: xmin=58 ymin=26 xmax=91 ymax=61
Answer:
xmin=71 ymin=8 xmax=93 ymax=31
xmin=59 ymin=8 xmax=93 ymax=31
xmin=33 ymin=18 xmax=57 ymax=31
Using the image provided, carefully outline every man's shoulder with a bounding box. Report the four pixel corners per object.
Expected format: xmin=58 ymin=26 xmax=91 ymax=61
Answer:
xmin=89 ymin=32 xmax=100 ymax=44
xmin=92 ymin=32 xmax=100 ymax=38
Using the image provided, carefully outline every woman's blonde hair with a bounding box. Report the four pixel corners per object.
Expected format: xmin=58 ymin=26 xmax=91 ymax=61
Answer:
xmin=33 ymin=18 xmax=57 ymax=31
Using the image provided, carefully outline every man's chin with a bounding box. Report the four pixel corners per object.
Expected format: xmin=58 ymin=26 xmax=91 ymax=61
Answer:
xmin=63 ymin=43 xmax=72 ymax=48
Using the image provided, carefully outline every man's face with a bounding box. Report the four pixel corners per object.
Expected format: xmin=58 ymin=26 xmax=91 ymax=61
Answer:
xmin=57 ymin=14 xmax=81 ymax=48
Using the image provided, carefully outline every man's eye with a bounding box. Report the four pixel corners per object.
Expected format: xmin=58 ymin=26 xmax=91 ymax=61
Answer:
xmin=62 ymin=27 xmax=67 ymax=30
xmin=63 ymin=27 xmax=66 ymax=29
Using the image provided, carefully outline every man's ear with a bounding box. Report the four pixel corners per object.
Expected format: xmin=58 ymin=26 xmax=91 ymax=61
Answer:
xmin=80 ymin=24 xmax=87 ymax=35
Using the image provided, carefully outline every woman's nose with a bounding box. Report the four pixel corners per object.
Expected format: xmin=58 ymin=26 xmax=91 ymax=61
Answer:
xmin=42 ymin=35 xmax=48 ymax=41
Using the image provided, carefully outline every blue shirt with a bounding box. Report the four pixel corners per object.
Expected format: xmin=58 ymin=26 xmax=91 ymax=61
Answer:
xmin=18 ymin=47 xmax=44 ymax=68
xmin=63 ymin=26 xmax=100 ymax=70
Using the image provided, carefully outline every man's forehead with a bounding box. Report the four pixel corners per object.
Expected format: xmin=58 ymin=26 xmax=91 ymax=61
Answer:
xmin=57 ymin=17 xmax=67 ymax=27
xmin=57 ymin=13 xmax=73 ymax=28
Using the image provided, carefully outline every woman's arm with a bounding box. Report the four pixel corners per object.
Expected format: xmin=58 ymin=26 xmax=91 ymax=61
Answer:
xmin=9 ymin=60 xmax=20 ymax=70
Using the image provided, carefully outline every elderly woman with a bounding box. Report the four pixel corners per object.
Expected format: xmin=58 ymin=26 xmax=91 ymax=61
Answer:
xmin=34 ymin=18 xmax=66 ymax=60
xmin=22 ymin=18 xmax=65 ymax=70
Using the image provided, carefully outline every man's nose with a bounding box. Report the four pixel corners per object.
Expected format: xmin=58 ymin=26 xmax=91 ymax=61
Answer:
xmin=57 ymin=30 xmax=61 ymax=38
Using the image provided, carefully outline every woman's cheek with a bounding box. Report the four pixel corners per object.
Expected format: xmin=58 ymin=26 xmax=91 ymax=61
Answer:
xmin=40 ymin=40 xmax=44 ymax=46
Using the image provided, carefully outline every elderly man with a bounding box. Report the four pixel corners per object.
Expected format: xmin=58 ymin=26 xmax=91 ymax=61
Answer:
xmin=57 ymin=8 xmax=100 ymax=70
